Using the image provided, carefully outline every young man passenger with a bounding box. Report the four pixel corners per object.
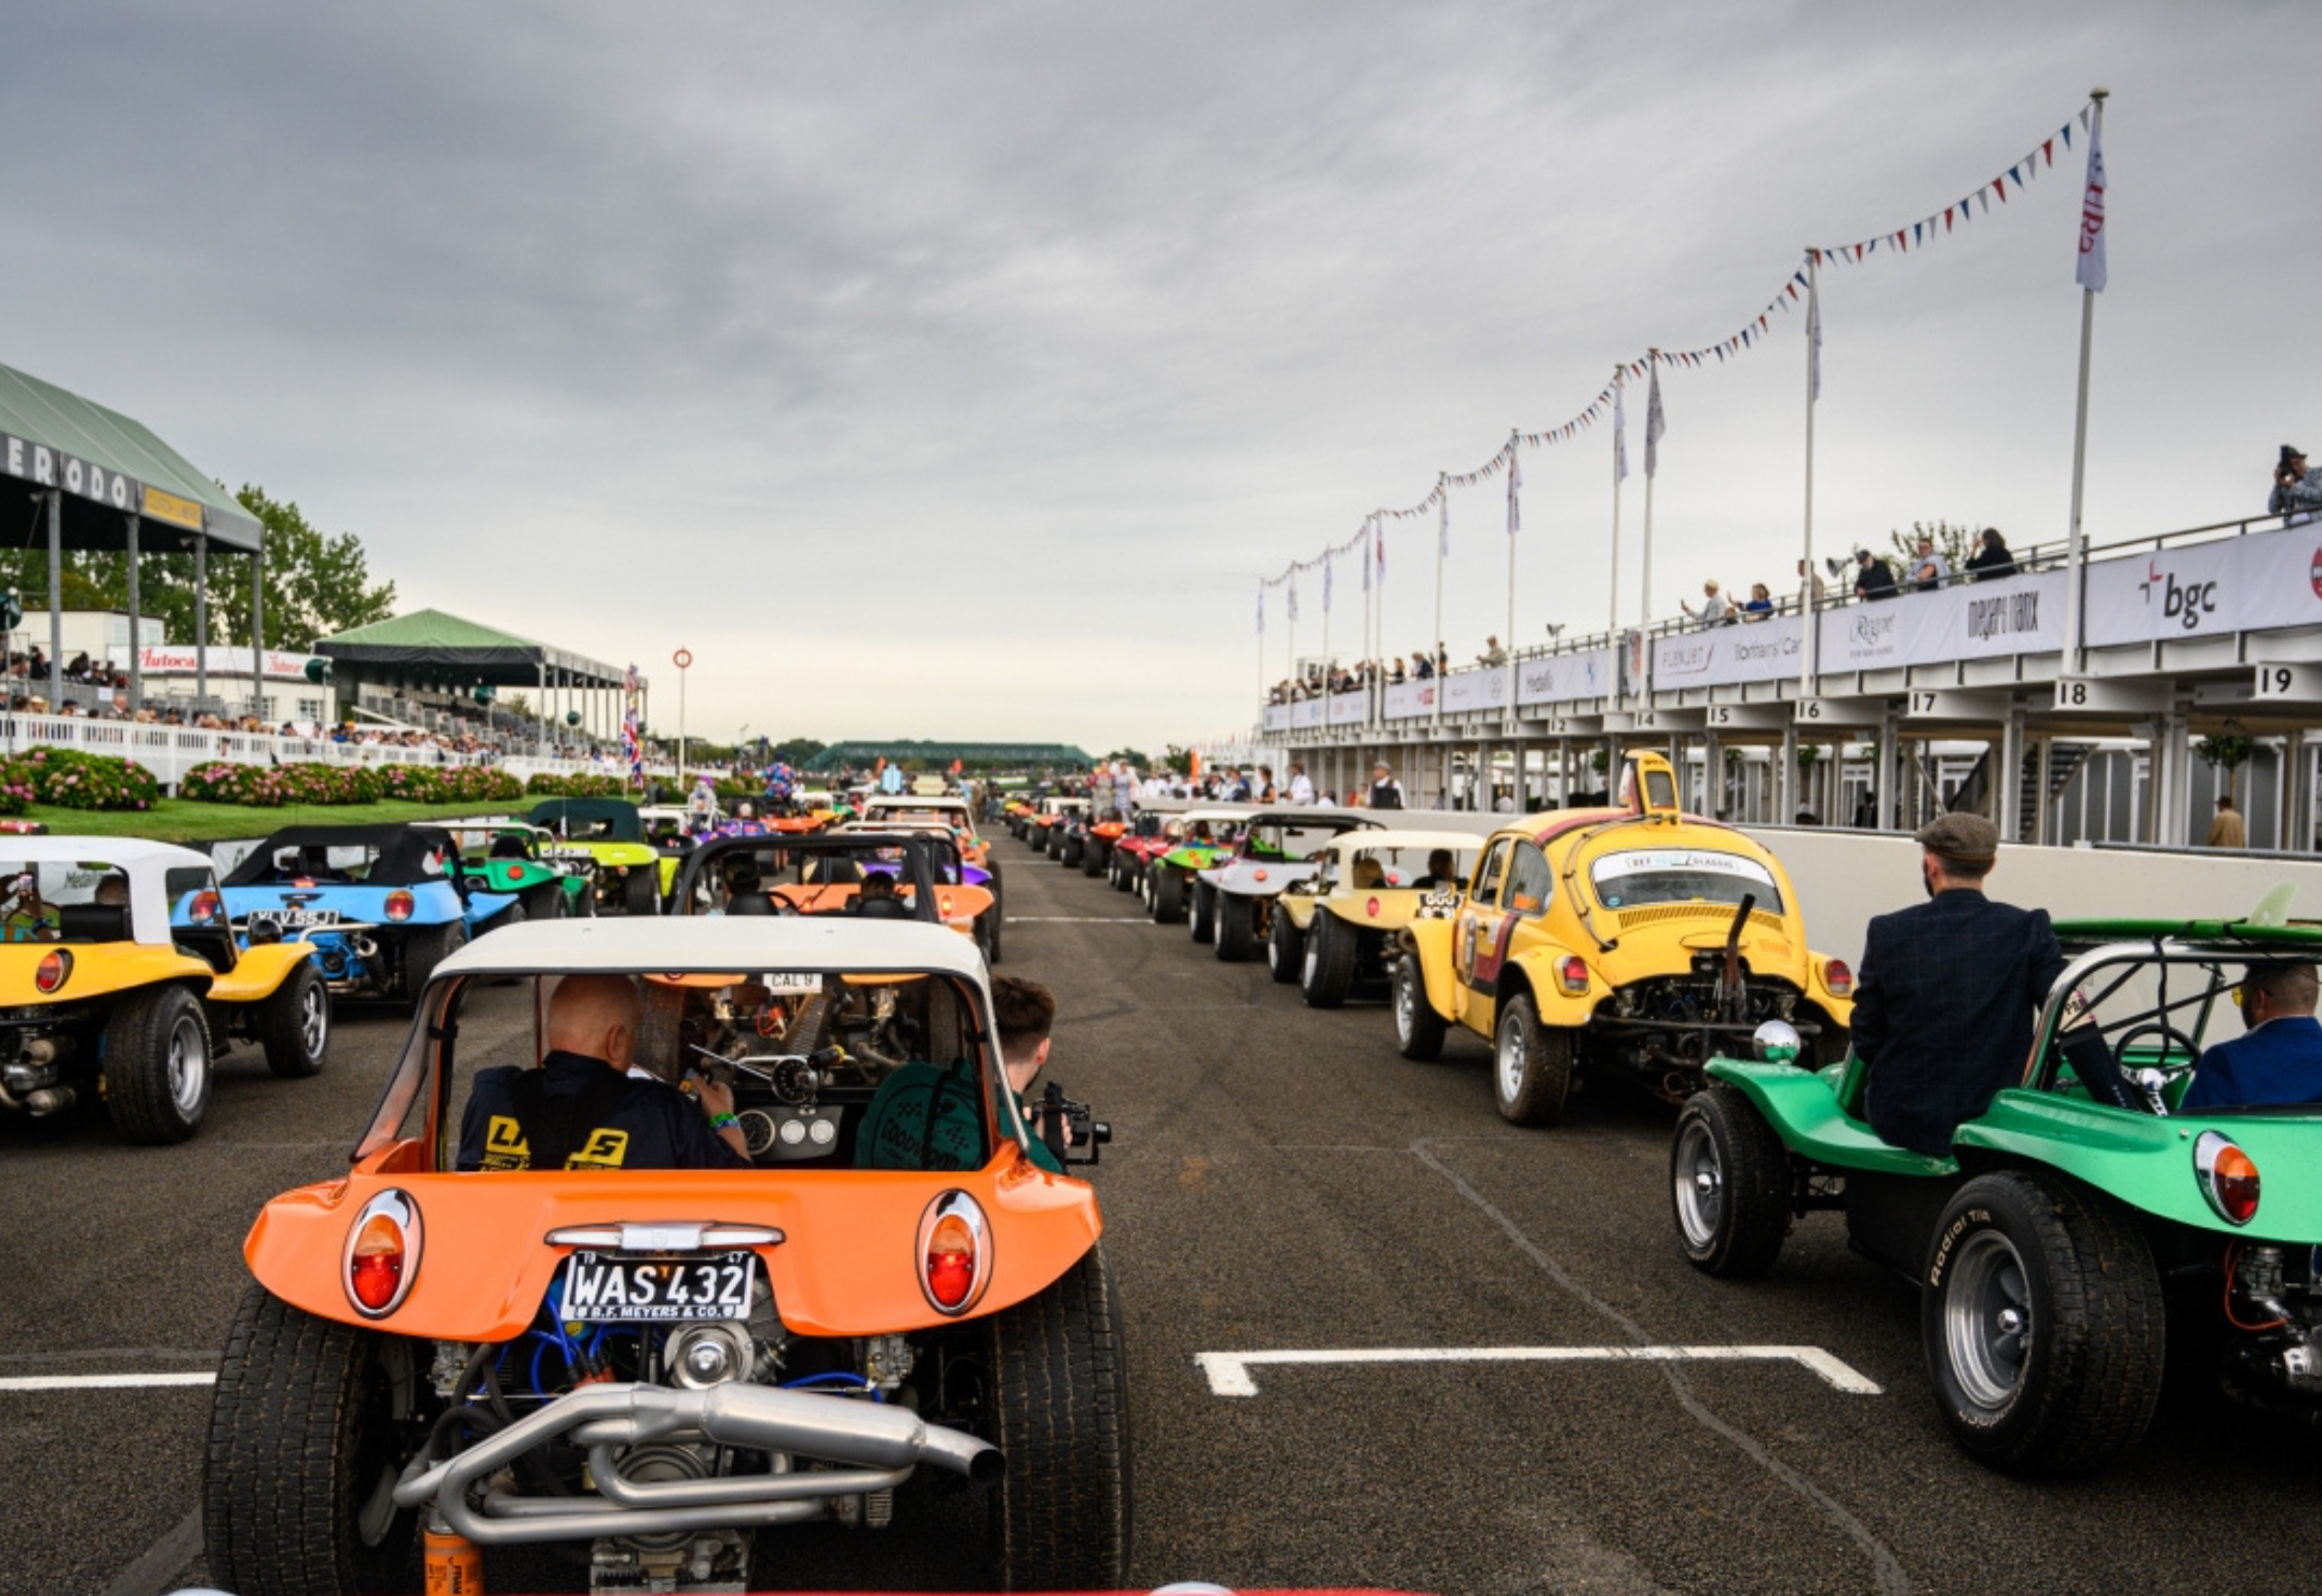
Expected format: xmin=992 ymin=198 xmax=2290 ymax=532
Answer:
xmin=856 ymin=975 xmax=1075 ymax=1173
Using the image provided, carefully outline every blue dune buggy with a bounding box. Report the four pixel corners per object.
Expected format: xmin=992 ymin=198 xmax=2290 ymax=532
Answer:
xmin=218 ymin=824 xmax=517 ymax=1000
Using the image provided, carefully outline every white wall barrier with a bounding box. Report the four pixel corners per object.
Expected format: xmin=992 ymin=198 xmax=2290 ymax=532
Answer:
xmin=0 ymin=712 xmax=648 ymax=791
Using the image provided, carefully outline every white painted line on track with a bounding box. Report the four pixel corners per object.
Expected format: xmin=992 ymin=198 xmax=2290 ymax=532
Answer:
xmin=0 ymin=1372 xmax=216 ymax=1392
xmin=1006 ymin=916 xmax=1152 ymax=923
xmin=1195 ymin=1345 xmax=1883 ymax=1397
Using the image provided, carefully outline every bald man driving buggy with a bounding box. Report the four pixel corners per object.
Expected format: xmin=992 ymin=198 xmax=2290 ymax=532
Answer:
xmin=456 ymin=974 xmax=750 ymax=1171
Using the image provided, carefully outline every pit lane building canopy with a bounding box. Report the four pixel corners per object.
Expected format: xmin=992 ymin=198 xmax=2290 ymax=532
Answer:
xmin=316 ymin=608 xmax=639 ymax=747
xmin=805 ymin=741 xmax=1095 ymax=772
xmin=0 ymin=360 xmax=268 ymax=710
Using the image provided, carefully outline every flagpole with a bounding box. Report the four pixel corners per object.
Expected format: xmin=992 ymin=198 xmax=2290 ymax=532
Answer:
xmin=1801 ymin=253 xmax=1820 ymax=694
xmin=1641 ymin=349 xmax=1659 ymax=627
xmin=1505 ymin=430 xmax=1519 ymax=705
xmin=1432 ymin=472 xmax=1446 ymax=730
xmin=1609 ymin=367 xmax=1625 ymax=704
xmin=2062 ymin=87 xmax=2109 ymax=675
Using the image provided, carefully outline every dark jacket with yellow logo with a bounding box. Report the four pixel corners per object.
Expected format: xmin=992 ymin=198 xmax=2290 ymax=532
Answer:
xmin=456 ymin=1051 xmax=749 ymax=1172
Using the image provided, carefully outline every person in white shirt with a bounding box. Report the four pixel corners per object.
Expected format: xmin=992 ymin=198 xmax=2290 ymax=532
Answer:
xmin=1287 ymin=762 xmax=1316 ymax=805
xmin=1682 ymin=580 xmax=1732 ymax=628
xmin=1366 ymin=762 xmax=1406 ymax=810
xmin=1908 ymin=536 xmax=1950 ymax=593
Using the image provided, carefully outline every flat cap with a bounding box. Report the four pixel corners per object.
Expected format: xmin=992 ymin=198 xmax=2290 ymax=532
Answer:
xmin=1915 ymin=812 xmax=1999 ymax=863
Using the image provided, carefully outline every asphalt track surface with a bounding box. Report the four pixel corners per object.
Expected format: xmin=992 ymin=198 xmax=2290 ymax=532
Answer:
xmin=7 ymin=833 xmax=2322 ymax=1595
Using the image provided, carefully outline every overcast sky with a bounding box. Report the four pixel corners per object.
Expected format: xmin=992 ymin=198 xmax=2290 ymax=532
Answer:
xmin=0 ymin=2 xmax=2307 ymax=755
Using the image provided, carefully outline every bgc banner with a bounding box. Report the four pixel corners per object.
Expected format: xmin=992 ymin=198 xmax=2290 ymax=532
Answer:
xmin=2083 ymin=524 xmax=2322 ymax=646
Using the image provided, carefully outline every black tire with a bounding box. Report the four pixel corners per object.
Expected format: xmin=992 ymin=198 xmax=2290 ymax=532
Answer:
xmin=1112 ymin=854 xmax=1136 ymax=892
xmin=570 ymin=881 xmax=597 ymax=918
xmin=1392 ymin=953 xmax=1447 ymax=1061
xmin=1670 ymin=1085 xmax=1792 ymax=1278
xmin=1215 ymin=894 xmax=1256 ymax=961
xmin=1059 ymin=834 xmax=1084 ymax=870
xmin=1491 ymin=991 xmax=1572 ymax=1126
xmin=981 ymin=909 xmax=1004 ymax=966
xmin=1080 ymin=840 xmax=1106 ymax=878
xmin=258 ymin=962 xmax=330 ymax=1080
xmin=1267 ymin=901 xmax=1305 ymax=984
xmin=204 ymin=1283 xmax=433 ymax=1596
xmin=1152 ymin=867 xmax=1185 ymax=924
xmin=104 ymin=983 xmax=213 ymax=1144
xmin=525 ymin=882 xmax=566 ymax=921
xmin=401 ymin=920 xmax=467 ymax=1001
xmin=983 ymin=1246 xmax=1131 ymax=1592
xmin=1921 ymin=1171 xmax=2165 ymax=1474
xmin=1189 ymin=881 xmax=1216 ymax=945
xmin=1300 ymin=913 xmax=1356 ymax=1008
xmin=491 ymin=898 xmax=528 ymax=934
xmin=624 ymin=866 xmax=660 ymax=916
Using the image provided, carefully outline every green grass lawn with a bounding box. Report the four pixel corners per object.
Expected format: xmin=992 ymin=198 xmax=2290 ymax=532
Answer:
xmin=21 ymin=797 xmax=523 ymax=846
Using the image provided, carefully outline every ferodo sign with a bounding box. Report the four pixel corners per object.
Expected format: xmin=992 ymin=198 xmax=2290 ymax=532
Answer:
xmin=1 ymin=430 xmax=136 ymax=511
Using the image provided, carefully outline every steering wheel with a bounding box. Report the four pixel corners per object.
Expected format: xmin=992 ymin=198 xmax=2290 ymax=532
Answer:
xmin=2109 ymin=1022 xmax=2200 ymax=1076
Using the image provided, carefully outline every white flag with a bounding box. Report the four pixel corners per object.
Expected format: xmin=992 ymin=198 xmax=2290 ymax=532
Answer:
xmin=2075 ymin=115 xmax=2107 ymax=293
xmin=1437 ymin=490 xmax=1449 ymax=558
xmin=1361 ymin=525 xmax=1372 ymax=592
xmin=1807 ymin=278 xmax=1823 ymax=402
xmin=1287 ymin=574 xmax=1299 ymax=622
xmin=1323 ymin=551 xmax=1333 ymax=614
xmin=1644 ymin=361 xmax=1666 ymax=479
xmin=1256 ymin=584 xmax=1264 ymax=635
xmin=1506 ymin=446 xmax=1522 ymax=536
xmin=1376 ymin=521 xmax=1387 ymax=583
xmin=1613 ymin=375 xmax=1630 ymax=483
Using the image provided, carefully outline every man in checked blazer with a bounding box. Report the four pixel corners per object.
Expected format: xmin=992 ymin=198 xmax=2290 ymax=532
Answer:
xmin=1847 ymin=813 xmax=2075 ymax=1156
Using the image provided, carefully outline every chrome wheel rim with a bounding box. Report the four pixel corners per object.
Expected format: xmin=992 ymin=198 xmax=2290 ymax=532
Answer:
xmin=168 ymin=1013 xmax=208 ymax=1114
xmin=1394 ymin=964 xmax=1416 ymax=1041
xmin=1496 ymin=1016 xmax=1526 ymax=1104
xmin=299 ymin=981 xmax=328 ymax=1058
xmin=1673 ymin=1118 xmax=1723 ymax=1248
xmin=1944 ymin=1230 xmax=2032 ymax=1413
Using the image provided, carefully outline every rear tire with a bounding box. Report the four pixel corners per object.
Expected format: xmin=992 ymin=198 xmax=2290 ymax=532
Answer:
xmin=1152 ymin=868 xmax=1185 ymax=924
xmin=1080 ymin=841 xmax=1105 ymax=878
xmin=1492 ymin=992 xmax=1572 ymax=1126
xmin=1670 ymin=1085 xmax=1791 ymax=1278
xmin=624 ymin=867 xmax=660 ymax=916
xmin=1392 ymin=954 xmax=1446 ymax=1061
xmin=1268 ymin=902 xmax=1305 ymax=984
xmin=1059 ymin=834 xmax=1083 ymax=870
xmin=1922 ymin=1171 xmax=2165 ymax=1475
xmin=1215 ymin=894 xmax=1256 ymax=961
xmin=401 ymin=920 xmax=467 ymax=1001
xmin=258 ymin=963 xmax=330 ymax=1080
xmin=982 ymin=908 xmax=1004 ymax=966
xmin=1189 ymin=882 xmax=1216 ymax=945
xmin=204 ymin=1283 xmax=432 ymax=1596
xmin=1300 ymin=913 xmax=1356 ymax=1008
xmin=104 ymin=984 xmax=213 ymax=1144
xmin=983 ymin=1246 xmax=1131 ymax=1592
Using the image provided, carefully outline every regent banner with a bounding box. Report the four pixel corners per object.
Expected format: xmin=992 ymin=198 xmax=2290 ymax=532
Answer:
xmin=1815 ymin=570 xmax=2066 ymax=674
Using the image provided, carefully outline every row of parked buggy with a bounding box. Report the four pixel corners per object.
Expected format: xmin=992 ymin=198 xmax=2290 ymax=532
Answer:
xmin=1005 ymin=762 xmax=2322 ymax=1478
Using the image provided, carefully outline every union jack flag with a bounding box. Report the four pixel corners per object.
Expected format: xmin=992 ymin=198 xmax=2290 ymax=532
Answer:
xmin=623 ymin=662 xmax=641 ymax=694
xmin=623 ymin=707 xmax=643 ymax=788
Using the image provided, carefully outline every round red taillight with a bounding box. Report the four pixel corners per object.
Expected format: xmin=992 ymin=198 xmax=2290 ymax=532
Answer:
xmin=1366 ymin=897 xmax=1382 ymax=918
xmin=342 ymin=1189 xmax=421 ymax=1317
xmin=35 ymin=949 xmax=71 ymax=994
xmin=189 ymin=890 xmax=223 ymax=926
xmin=1559 ymin=955 xmax=1590 ymax=995
xmin=384 ymin=890 xmax=415 ymax=922
xmin=1824 ymin=958 xmax=1854 ymax=997
xmin=501 ymin=865 xmax=524 ymax=884
xmin=916 ymin=1190 xmax=990 ymax=1315
xmin=2196 ymin=1132 xmax=2260 ymax=1226
xmin=1252 ymin=869 xmax=1268 ymax=883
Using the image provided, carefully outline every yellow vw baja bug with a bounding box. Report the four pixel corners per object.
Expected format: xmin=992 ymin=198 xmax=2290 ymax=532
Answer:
xmin=1269 ymin=828 xmax=1482 ymax=1005
xmin=0 ymin=838 xmax=331 ymax=1144
xmin=1393 ymin=754 xmax=1851 ymax=1125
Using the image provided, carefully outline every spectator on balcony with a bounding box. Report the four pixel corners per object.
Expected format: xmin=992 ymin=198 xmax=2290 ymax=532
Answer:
xmin=1740 ymin=583 xmax=1774 ymax=622
xmin=1478 ymin=637 xmax=1507 ymax=668
xmin=1435 ymin=643 xmax=1449 ymax=676
xmin=1411 ymin=650 xmax=1435 ymax=680
xmin=1906 ymin=535 xmax=1949 ymax=593
xmin=1682 ymin=580 xmax=1733 ymax=628
xmin=1853 ymin=550 xmax=1900 ymax=602
xmin=1966 ymin=527 xmax=2019 ymax=582
xmin=1797 ymin=559 xmax=1828 ymax=606
xmin=2272 ymin=446 xmax=2322 ymax=526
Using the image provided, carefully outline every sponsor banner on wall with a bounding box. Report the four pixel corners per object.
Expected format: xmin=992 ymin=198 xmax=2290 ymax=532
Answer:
xmin=112 ymin=645 xmax=325 ymax=681
xmin=1652 ymin=615 xmax=1804 ymax=690
xmin=1262 ymin=704 xmax=1290 ymax=733
xmin=1327 ymin=689 xmax=1369 ymax=725
xmin=1291 ymin=698 xmax=1324 ymax=730
xmin=1440 ymin=666 xmax=1510 ymax=715
xmin=1811 ymin=570 xmax=2066 ymax=674
xmin=1516 ymin=648 xmax=1614 ymax=707
xmin=1383 ymin=680 xmax=1435 ymax=720
xmin=2083 ymin=525 xmax=2322 ymax=646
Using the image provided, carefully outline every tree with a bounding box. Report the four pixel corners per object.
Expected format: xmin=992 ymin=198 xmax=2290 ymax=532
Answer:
xmin=0 ymin=484 xmax=396 ymax=649
xmin=1161 ymin=744 xmax=1195 ymax=776
xmin=766 ymin=737 xmax=826 ymax=767
xmin=1104 ymin=747 xmax=1153 ymax=769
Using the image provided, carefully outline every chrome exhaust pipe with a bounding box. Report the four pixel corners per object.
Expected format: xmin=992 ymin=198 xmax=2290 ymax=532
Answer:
xmin=393 ymin=1381 xmax=1000 ymax=1547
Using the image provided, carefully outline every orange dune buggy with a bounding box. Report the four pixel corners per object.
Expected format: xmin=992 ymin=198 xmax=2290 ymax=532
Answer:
xmin=204 ymin=916 xmax=1124 ymax=1595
